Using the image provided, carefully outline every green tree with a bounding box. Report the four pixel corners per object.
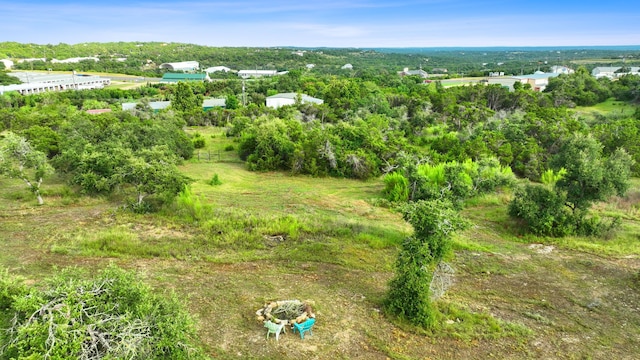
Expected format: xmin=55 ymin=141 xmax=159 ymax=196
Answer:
xmin=509 ymin=134 xmax=633 ymax=236
xmin=0 ymin=132 xmax=53 ymax=205
xmin=226 ymin=94 xmax=240 ymax=110
xmin=0 ymin=71 xmax=20 ymax=85
xmin=553 ymin=133 xmax=633 ymax=213
xmin=120 ymin=146 xmax=191 ymax=211
xmin=385 ymin=200 xmax=468 ymax=328
xmin=171 ymin=82 xmax=203 ymax=113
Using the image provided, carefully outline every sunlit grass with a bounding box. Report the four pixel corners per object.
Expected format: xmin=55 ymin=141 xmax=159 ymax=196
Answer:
xmin=574 ymin=98 xmax=637 ymax=116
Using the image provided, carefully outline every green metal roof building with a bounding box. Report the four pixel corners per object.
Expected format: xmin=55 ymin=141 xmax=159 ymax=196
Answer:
xmin=160 ymin=73 xmax=210 ymax=83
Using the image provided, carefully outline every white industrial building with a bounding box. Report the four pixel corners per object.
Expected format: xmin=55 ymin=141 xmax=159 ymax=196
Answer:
xmin=205 ymin=66 xmax=232 ymax=73
xmin=512 ymin=71 xmax=560 ymax=92
xmin=0 ymin=72 xmax=111 ymax=95
xmin=159 ymin=61 xmax=200 ymax=72
xmin=51 ymin=57 xmax=99 ymax=64
xmin=592 ymin=66 xmax=640 ymax=79
xmin=238 ymin=70 xmax=280 ymax=78
xmin=266 ymin=93 xmax=323 ymax=108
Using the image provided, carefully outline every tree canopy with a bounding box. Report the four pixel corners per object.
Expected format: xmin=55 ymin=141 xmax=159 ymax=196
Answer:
xmin=0 ymin=132 xmax=53 ymax=204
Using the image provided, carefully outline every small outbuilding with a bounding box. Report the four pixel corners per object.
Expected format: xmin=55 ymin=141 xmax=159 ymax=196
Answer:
xmin=238 ymin=70 xmax=278 ymax=79
xmin=513 ymin=72 xmax=560 ymax=92
xmin=266 ymin=93 xmax=323 ymax=108
xmin=122 ymin=101 xmax=171 ymax=112
xmin=203 ymin=98 xmax=226 ymax=110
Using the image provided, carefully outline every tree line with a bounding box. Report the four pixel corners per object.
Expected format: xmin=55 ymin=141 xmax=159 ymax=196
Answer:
xmin=1 ymin=66 xmax=639 ymax=228
xmin=3 ymin=41 xmax=640 ymax=78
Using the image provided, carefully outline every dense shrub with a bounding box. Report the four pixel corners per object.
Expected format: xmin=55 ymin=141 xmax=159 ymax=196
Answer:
xmin=508 ymin=184 xmax=573 ymax=237
xmin=404 ymin=158 xmax=515 ymax=207
xmin=192 ymin=132 xmax=206 ymax=149
xmin=0 ymin=266 xmax=205 ymax=359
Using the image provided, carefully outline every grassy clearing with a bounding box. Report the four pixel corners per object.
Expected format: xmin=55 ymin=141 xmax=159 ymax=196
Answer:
xmin=106 ymin=81 xmax=149 ymax=90
xmin=574 ymin=98 xmax=637 ymax=117
xmin=1 ymin=139 xmax=640 ymax=359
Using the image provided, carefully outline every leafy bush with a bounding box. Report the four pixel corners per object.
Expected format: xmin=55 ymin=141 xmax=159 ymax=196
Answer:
xmin=383 ymin=172 xmax=409 ymax=202
xmin=192 ymin=132 xmax=206 ymax=149
xmin=209 ymin=173 xmax=222 ymax=186
xmin=510 ymin=134 xmax=632 ymax=237
xmin=173 ymin=185 xmax=214 ymax=223
xmin=0 ymin=266 xmax=205 ymax=359
xmin=0 ymin=269 xmax=26 ymax=311
xmin=474 ymin=157 xmax=516 ymax=194
xmin=508 ymin=184 xmax=573 ymax=237
xmin=409 ymin=158 xmax=515 ymax=207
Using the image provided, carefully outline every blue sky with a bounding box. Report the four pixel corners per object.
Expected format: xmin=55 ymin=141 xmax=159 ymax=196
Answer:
xmin=1 ymin=0 xmax=638 ymax=47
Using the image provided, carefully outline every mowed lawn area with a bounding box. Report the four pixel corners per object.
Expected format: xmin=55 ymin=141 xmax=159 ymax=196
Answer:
xmin=1 ymin=126 xmax=639 ymax=359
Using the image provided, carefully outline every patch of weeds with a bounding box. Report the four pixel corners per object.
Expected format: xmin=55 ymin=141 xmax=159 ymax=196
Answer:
xmin=364 ymin=331 xmax=415 ymax=360
xmin=632 ymin=271 xmax=640 ymax=288
xmin=523 ymin=298 xmax=555 ymax=310
xmin=73 ymin=228 xmax=190 ymax=258
xmin=457 ymin=253 xmax=512 ymax=276
xmin=208 ymin=228 xmax=265 ymax=250
xmin=355 ymin=226 xmax=404 ymax=249
xmin=80 ymin=228 xmax=141 ymax=257
xmin=2 ymin=189 xmax=29 ymax=202
xmin=368 ymin=197 xmax=393 ymax=208
xmin=208 ymin=174 xmax=222 ymax=186
xmin=523 ymin=311 xmax=554 ymax=326
xmin=169 ymin=186 xmax=214 ymax=223
xmin=452 ymin=235 xmax=494 ymax=252
xmin=435 ymin=302 xmax=533 ymax=341
xmin=279 ymin=241 xmax=344 ymax=264
xmin=262 ymin=214 xmax=308 ymax=240
xmin=356 ymin=233 xmax=390 ymax=249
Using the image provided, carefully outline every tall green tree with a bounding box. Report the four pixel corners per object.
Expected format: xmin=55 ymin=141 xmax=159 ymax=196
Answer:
xmin=171 ymin=82 xmax=203 ymax=113
xmin=0 ymin=132 xmax=53 ymax=205
xmin=385 ymin=200 xmax=468 ymax=328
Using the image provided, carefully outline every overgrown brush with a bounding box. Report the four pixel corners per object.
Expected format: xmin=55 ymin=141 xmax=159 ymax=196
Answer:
xmin=0 ymin=265 xmax=205 ymax=359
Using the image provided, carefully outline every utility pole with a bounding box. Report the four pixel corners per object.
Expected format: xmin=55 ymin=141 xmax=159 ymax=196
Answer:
xmin=242 ymin=79 xmax=246 ymax=106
